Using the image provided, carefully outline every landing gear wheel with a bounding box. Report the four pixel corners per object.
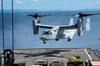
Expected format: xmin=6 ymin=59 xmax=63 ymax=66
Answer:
xmin=68 ymin=37 xmax=71 ymax=42
xmin=78 ymin=33 xmax=81 ymax=36
xmin=68 ymin=39 xmax=71 ymax=42
xmin=56 ymin=39 xmax=59 ymax=41
xmin=43 ymin=41 xmax=46 ymax=44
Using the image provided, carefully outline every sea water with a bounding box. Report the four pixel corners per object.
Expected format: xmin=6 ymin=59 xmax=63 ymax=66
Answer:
xmin=0 ymin=11 xmax=100 ymax=51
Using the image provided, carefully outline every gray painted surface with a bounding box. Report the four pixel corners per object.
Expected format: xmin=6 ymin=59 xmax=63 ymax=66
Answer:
xmin=13 ymin=48 xmax=100 ymax=66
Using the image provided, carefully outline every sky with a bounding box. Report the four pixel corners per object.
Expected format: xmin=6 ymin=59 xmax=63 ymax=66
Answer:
xmin=0 ymin=0 xmax=100 ymax=11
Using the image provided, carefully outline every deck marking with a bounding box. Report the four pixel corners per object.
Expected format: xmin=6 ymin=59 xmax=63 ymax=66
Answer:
xmin=84 ymin=49 xmax=92 ymax=60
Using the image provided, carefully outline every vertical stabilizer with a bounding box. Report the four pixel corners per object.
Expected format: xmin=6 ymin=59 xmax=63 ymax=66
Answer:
xmin=86 ymin=18 xmax=90 ymax=31
xmin=69 ymin=18 xmax=74 ymax=25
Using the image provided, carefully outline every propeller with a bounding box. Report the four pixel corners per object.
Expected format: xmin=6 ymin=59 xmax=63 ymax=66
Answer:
xmin=72 ymin=12 xmax=100 ymax=17
xmin=26 ymin=13 xmax=51 ymax=18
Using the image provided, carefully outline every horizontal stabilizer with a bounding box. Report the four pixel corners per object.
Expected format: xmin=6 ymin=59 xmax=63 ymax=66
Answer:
xmin=69 ymin=18 xmax=74 ymax=25
xmin=36 ymin=24 xmax=53 ymax=29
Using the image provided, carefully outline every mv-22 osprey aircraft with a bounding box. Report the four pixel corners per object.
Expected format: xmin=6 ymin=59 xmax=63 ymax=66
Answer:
xmin=27 ymin=13 xmax=100 ymax=44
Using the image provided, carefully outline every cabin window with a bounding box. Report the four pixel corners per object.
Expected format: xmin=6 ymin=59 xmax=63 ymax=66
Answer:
xmin=43 ymin=31 xmax=52 ymax=35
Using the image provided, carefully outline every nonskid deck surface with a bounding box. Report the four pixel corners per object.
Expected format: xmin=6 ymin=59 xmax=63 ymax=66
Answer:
xmin=13 ymin=48 xmax=100 ymax=66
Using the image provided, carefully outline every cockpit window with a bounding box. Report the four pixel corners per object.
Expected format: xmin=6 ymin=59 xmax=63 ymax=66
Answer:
xmin=43 ymin=31 xmax=52 ymax=35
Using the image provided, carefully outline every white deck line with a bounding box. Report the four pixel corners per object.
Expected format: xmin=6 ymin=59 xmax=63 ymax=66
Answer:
xmin=84 ymin=49 xmax=92 ymax=60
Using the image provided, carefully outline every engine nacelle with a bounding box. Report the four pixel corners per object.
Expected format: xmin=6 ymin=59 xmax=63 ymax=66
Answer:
xmin=32 ymin=19 xmax=39 ymax=34
xmin=77 ymin=19 xmax=83 ymax=36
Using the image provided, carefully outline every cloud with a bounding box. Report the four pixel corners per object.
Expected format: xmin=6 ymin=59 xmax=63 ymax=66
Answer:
xmin=32 ymin=0 xmax=38 ymax=2
xmin=16 ymin=0 xmax=26 ymax=4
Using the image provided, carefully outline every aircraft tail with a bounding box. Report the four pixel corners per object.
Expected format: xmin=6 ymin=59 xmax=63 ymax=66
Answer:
xmin=69 ymin=18 xmax=74 ymax=25
xmin=86 ymin=18 xmax=90 ymax=31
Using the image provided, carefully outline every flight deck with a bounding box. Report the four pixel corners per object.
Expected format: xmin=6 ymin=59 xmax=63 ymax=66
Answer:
xmin=13 ymin=48 xmax=100 ymax=66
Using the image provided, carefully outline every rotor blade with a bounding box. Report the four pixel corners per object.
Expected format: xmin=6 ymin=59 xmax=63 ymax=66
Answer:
xmin=39 ymin=14 xmax=52 ymax=17
xmin=22 ymin=14 xmax=33 ymax=16
xmin=27 ymin=14 xmax=35 ymax=17
xmin=82 ymin=13 xmax=100 ymax=17
xmin=72 ymin=14 xmax=79 ymax=17
xmin=72 ymin=13 xmax=100 ymax=17
xmin=26 ymin=14 xmax=52 ymax=18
